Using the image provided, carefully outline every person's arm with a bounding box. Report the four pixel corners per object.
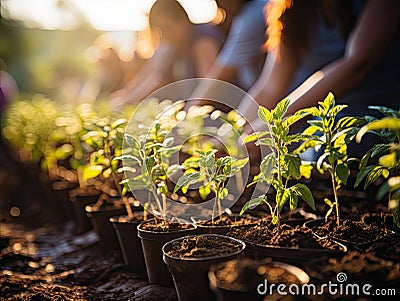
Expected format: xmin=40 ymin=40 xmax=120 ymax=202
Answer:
xmin=193 ymin=36 xmax=222 ymax=77
xmin=237 ymin=45 xmax=299 ymax=124
xmin=110 ymin=43 xmax=175 ymax=107
xmin=287 ymin=0 xmax=400 ymax=114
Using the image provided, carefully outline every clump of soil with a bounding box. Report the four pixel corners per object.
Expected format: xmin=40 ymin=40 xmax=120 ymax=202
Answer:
xmin=211 ymin=258 xmax=302 ymax=292
xmin=228 ymin=223 xmax=343 ymax=251
xmin=164 ymin=235 xmax=243 ymax=258
xmin=139 ymin=219 xmax=195 ymax=233
xmin=195 ymin=214 xmax=258 ymax=227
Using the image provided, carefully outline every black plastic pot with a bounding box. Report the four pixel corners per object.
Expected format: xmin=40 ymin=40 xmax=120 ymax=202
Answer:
xmin=51 ymin=180 xmax=77 ymax=221
xmin=251 ymin=241 xmax=347 ymax=265
xmin=208 ymin=259 xmax=310 ymax=301
xmin=110 ymin=214 xmax=147 ymax=278
xmin=195 ymin=214 xmax=259 ymax=235
xmin=163 ymin=234 xmax=246 ymax=301
xmin=85 ymin=204 xmax=126 ymax=253
xmin=137 ymin=219 xmax=197 ymax=287
xmin=69 ymin=190 xmax=101 ymax=234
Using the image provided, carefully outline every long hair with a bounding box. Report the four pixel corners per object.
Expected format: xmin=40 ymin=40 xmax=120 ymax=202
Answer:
xmin=265 ymin=0 xmax=355 ymax=63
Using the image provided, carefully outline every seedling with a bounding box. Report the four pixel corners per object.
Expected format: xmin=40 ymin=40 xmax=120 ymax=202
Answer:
xmin=174 ymin=149 xmax=249 ymax=224
xmin=80 ymin=117 xmax=136 ymax=219
xmin=240 ymin=98 xmax=315 ymax=229
xmin=296 ymin=93 xmax=364 ymax=227
xmin=355 ymin=106 xmax=400 ymax=228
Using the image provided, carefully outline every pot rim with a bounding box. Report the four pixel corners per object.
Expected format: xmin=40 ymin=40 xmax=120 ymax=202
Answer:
xmin=208 ymin=259 xmax=310 ymax=293
xmin=162 ymin=234 xmax=246 ymax=261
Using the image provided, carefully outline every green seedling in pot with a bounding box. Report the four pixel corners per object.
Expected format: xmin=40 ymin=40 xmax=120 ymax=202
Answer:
xmin=240 ymin=98 xmax=315 ymax=229
xmin=295 ymin=93 xmax=365 ymax=227
xmin=80 ymin=117 xmax=137 ymax=219
xmin=355 ymin=106 xmax=400 ymax=228
xmin=174 ymin=149 xmax=249 ymax=224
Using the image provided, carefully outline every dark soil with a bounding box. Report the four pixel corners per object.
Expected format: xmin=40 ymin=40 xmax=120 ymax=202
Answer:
xmin=139 ymin=219 xmax=195 ymax=233
xmin=310 ymin=219 xmax=390 ymax=246
xmin=164 ymin=235 xmax=243 ymax=258
xmin=195 ymin=214 xmax=258 ymax=227
xmin=211 ymin=258 xmax=302 ymax=292
xmin=307 ymin=251 xmax=400 ymax=288
xmin=228 ymin=222 xmax=343 ymax=251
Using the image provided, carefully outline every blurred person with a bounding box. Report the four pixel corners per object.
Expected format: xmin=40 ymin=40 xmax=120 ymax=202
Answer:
xmin=0 ymin=58 xmax=19 ymax=113
xmin=110 ymin=0 xmax=224 ymax=107
xmin=238 ymin=0 xmax=400 ymax=125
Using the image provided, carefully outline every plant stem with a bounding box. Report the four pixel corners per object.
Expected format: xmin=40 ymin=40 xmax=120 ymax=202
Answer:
xmin=330 ymin=171 xmax=340 ymax=227
xmin=112 ymin=172 xmax=134 ymax=219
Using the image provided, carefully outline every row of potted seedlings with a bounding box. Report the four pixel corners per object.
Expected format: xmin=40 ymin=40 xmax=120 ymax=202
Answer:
xmin=2 ymin=93 xmax=399 ymax=300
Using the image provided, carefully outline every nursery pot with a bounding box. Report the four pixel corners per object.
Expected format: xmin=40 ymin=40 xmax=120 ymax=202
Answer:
xmin=110 ymin=214 xmax=147 ymax=278
xmin=163 ymin=234 xmax=246 ymax=301
xmin=137 ymin=219 xmax=197 ymax=287
xmin=51 ymin=180 xmax=77 ymax=221
xmin=208 ymin=258 xmax=310 ymax=301
xmin=85 ymin=204 xmax=126 ymax=253
xmin=69 ymin=189 xmax=101 ymax=234
xmin=195 ymin=214 xmax=259 ymax=235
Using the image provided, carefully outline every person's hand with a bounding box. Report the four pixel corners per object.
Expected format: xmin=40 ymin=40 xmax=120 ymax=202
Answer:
xmin=110 ymin=89 xmax=129 ymax=110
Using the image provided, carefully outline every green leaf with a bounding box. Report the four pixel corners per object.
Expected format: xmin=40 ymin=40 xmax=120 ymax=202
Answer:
xmin=258 ymin=106 xmax=273 ymax=124
xmin=368 ymin=106 xmax=400 ymax=118
xmin=299 ymin=164 xmax=313 ymax=179
xmin=365 ymin=166 xmax=389 ymax=189
xmin=243 ymin=131 xmax=268 ymax=143
xmin=114 ymin=154 xmax=140 ymax=164
xmin=285 ymin=154 xmax=301 ymax=178
xmin=336 ymin=163 xmax=350 ymax=185
xmin=82 ymin=165 xmax=103 ymax=181
xmin=218 ymin=187 xmax=228 ymax=200
xmin=371 ymin=144 xmax=391 ymax=158
xmin=289 ymin=193 xmax=298 ymax=211
xmin=125 ymin=134 xmax=141 ymax=150
xmin=200 ymin=151 xmax=216 ymax=168
xmin=173 ymin=172 xmax=201 ymax=193
xmin=379 ymin=152 xmax=397 ymax=169
xmin=354 ymin=165 xmax=375 ymax=188
xmin=111 ymin=118 xmax=127 ymax=129
xmin=256 ymin=137 xmax=275 ymax=147
xmin=335 ymin=116 xmax=365 ymax=131
xmin=357 ymin=118 xmax=400 ymax=142
xmin=294 ymin=183 xmax=315 ymax=210
xmin=199 ymin=185 xmax=211 ymax=200
xmin=240 ymin=195 xmax=268 ymax=215
xmin=260 ymin=153 xmax=275 ymax=181
xmin=272 ymin=98 xmax=290 ymax=120
xmin=143 ymin=157 xmax=155 ymax=177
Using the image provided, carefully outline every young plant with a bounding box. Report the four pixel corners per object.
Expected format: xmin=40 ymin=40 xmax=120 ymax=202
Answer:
xmin=355 ymin=106 xmax=400 ymax=228
xmin=80 ymin=117 xmax=136 ymax=219
xmin=295 ymin=93 xmax=365 ymax=227
xmin=174 ymin=149 xmax=249 ymax=224
xmin=120 ymin=101 xmax=184 ymax=223
xmin=240 ymin=98 xmax=315 ymax=228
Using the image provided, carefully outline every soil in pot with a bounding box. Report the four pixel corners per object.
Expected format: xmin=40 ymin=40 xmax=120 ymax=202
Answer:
xmin=195 ymin=214 xmax=259 ymax=235
xmin=361 ymin=212 xmax=399 ymax=233
xmin=209 ymin=258 xmax=309 ymax=301
xmin=85 ymin=198 xmax=127 ymax=254
xmin=69 ymin=187 xmax=101 ymax=234
xmin=162 ymin=234 xmax=245 ymax=301
xmin=305 ymin=218 xmax=391 ymax=249
xmin=137 ymin=219 xmax=197 ymax=287
xmin=228 ymin=221 xmax=346 ymax=264
xmin=110 ymin=213 xmax=150 ymax=278
xmin=306 ymin=251 xmax=400 ymax=291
